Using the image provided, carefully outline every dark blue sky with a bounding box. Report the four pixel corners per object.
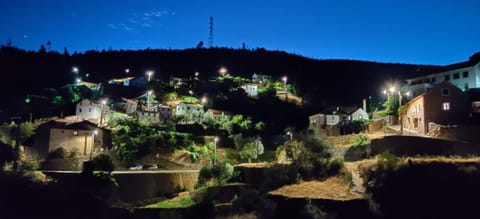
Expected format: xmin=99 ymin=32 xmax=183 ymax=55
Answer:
xmin=1 ymin=0 xmax=479 ymax=65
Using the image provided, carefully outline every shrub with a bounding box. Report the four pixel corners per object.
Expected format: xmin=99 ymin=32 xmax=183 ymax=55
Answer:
xmin=47 ymin=147 xmax=67 ymax=159
xmin=21 ymin=161 xmax=40 ymax=171
xmin=92 ymin=154 xmax=115 ymax=172
xmin=232 ymin=188 xmax=276 ymax=217
xmin=326 ymin=158 xmax=344 ymax=175
xmin=302 ymin=198 xmax=327 ymax=219
xmin=377 ymin=151 xmax=400 ymax=171
xmin=260 ymin=165 xmax=296 ymax=192
xmin=197 ymin=162 xmax=236 ymax=187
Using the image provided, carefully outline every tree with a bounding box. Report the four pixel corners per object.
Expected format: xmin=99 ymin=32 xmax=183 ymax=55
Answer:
xmin=0 ymin=142 xmax=16 ymax=171
xmin=92 ymin=154 xmax=115 ymax=172
xmin=233 ymin=134 xmax=264 ymax=162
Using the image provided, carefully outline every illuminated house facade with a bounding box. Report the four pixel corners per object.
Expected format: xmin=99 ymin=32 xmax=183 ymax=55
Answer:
xmin=76 ymin=99 xmax=110 ymax=125
xmin=402 ymin=60 xmax=480 ymax=97
xmin=33 ymin=120 xmax=110 ymax=159
xmin=403 ymin=82 xmax=469 ymax=134
xmin=240 ymin=83 xmax=258 ymax=97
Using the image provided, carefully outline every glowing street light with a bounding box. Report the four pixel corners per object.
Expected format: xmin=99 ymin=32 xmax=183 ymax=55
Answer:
xmin=219 ymin=67 xmax=227 ymax=77
xmin=282 ymin=76 xmax=288 ymax=87
xmin=99 ymin=99 xmax=107 ymax=127
xmin=201 ymin=97 xmax=207 ymax=105
xmin=213 ymin=137 xmax=219 ymax=165
xmin=194 ymin=72 xmax=199 ymax=77
xmin=383 ymin=86 xmax=410 ymax=135
xmin=76 ymin=78 xmax=81 ymax=85
xmin=146 ymin=70 xmax=154 ymax=82
xmin=72 ymin=66 xmax=79 ymax=74
xmin=125 ymin=68 xmax=130 ymax=74
xmin=286 ymin=131 xmax=293 ymax=141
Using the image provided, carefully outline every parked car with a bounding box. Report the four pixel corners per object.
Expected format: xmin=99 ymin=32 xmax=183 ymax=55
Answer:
xmin=143 ymin=164 xmax=158 ymax=170
xmin=128 ymin=164 xmax=143 ymax=170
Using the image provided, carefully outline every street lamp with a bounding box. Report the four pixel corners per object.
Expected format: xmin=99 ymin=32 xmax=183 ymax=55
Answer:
xmin=90 ymin=130 xmax=98 ymax=160
xmin=384 ymin=87 xmax=410 ymax=135
xmin=146 ymin=70 xmax=154 ymax=82
xmin=201 ymin=97 xmax=207 ymax=105
xmin=125 ymin=68 xmax=130 ymax=74
xmin=213 ymin=137 xmax=219 ymax=165
xmin=147 ymin=90 xmax=153 ymax=111
xmin=219 ymin=67 xmax=227 ymax=77
xmin=282 ymin=76 xmax=288 ymax=88
xmin=99 ymin=99 xmax=107 ymax=127
xmin=286 ymin=131 xmax=293 ymax=141
xmin=72 ymin=67 xmax=79 ymax=74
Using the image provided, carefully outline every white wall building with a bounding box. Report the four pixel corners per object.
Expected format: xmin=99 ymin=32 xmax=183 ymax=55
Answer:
xmin=240 ymin=83 xmax=258 ymax=97
xmin=175 ymin=102 xmax=204 ymax=123
xmin=403 ymin=61 xmax=480 ymax=97
xmin=76 ymin=99 xmax=110 ymax=125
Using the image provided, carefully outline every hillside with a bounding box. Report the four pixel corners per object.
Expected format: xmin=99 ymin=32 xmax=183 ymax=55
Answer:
xmin=0 ymin=46 xmax=442 ymax=106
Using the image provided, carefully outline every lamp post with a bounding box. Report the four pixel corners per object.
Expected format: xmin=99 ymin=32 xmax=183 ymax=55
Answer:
xmin=99 ymin=99 xmax=107 ymax=127
xmin=384 ymin=87 xmax=410 ymax=135
xmin=147 ymin=90 xmax=153 ymax=111
xmin=282 ymin=76 xmax=287 ymax=88
xmin=286 ymin=131 xmax=293 ymax=141
xmin=146 ymin=70 xmax=154 ymax=82
xmin=213 ymin=137 xmax=219 ymax=165
xmin=90 ymin=130 xmax=98 ymax=160
xmin=219 ymin=67 xmax=227 ymax=77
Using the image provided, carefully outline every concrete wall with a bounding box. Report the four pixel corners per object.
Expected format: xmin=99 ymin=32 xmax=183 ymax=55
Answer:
xmin=113 ymin=172 xmax=199 ymax=202
xmin=44 ymin=171 xmax=199 ymax=203
xmin=49 ymin=129 xmax=95 ymax=156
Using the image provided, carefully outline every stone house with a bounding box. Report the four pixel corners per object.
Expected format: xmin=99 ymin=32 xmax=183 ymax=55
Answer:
xmin=403 ymin=81 xmax=469 ymax=134
xmin=32 ymin=120 xmax=111 ymax=159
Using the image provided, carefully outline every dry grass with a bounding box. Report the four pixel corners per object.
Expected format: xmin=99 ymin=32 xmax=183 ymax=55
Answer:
xmin=269 ymin=177 xmax=364 ymax=201
xmin=407 ymin=156 xmax=480 ymax=164
xmin=234 ymin=162 xmax=274 ymax=168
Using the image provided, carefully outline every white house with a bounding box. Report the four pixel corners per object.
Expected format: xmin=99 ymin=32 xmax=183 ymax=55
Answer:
xmin=309 ymin=106 xmax=369 ymax=135
xmin=240 ymin=83 xmax=258 ymax=97
xmin=175 ymin=102 xmax=204 ymax=123
xmin=402 ymin=60 xmax=480 ymax=97
xmin=76 ymin=99 xmax=110 ymax=125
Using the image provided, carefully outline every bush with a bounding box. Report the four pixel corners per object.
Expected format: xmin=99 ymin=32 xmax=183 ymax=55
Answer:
xmin=326 ymin=158 xmax=344 ymax=175
xmin=232 ymin=188 xmax=276 ymax=217
xmin=47 ymin=147 xmax=67 ymax=159
xmin=21 ymin=161 xmax=40 ymax=171
xmin=260 ymin=165 xmax=296 ymax=192
xmin=302 ymin=198 xmax=327 ymax=219
xmin=377 ymin=151 xmax=401 ymax=171
xmin=92 ymin=154 xmax=115 ymax=172
xmin=197 ymin=162 xmax=236 ymax=186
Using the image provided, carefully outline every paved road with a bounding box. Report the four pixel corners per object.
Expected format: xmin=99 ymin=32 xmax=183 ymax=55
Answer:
xmin=42 ymin=169 xmax=199 ymax=174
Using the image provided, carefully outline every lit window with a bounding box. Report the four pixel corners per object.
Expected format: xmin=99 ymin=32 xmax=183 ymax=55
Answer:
xmin=442 ymin=102 xmax=450 ymax=111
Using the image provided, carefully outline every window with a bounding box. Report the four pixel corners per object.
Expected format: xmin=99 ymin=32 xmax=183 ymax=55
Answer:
xmin=463 ymin=71 xmax=469 ymax=78
xmin=79 ymin=108 xmax=82 ymax=113
xmin=444 ymin=75 xmax=450 ymax=81
xmin=453 ymin=73 xmax=459 ymax=79
xmin=442 ymin=102 xmax=450 ymax=111
xmin=431 ymin=77 xmax=436 ymax=83
xmin=88 ymin=108 xmax=92 ymax=112
xmin=442 ymin=88 xmax=449 ymax=96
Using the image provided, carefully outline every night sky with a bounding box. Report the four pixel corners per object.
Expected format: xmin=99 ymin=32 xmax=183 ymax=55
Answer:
xmin=1 ymin=0 xmax=479 ymax=65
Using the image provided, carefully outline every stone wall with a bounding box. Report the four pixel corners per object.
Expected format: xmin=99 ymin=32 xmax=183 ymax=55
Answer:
xmin=370 ymin=135 xmax=480 ymax=157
